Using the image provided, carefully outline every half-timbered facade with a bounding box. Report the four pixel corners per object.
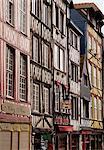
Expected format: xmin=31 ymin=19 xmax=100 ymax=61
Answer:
xmin=72 ymin=3 xmax=104 ymax=150
xmin=0 ymin=0 xmax=31 ymax=149
xmin=67 ymin=19 xmax=82 ymax=149
xmin=52 ymin=0 xmax=74 ymax=149
xmin=30 ymin=0 xmax=53 ymax=149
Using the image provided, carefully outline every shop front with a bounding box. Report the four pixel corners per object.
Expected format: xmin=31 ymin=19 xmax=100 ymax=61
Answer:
xmin=54 ymin=113 xmax=73 ymax=150
xmin=32 ymin=129 xmax=53 ymax=150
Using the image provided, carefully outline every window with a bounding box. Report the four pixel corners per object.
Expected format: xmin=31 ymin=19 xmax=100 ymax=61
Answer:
xmin=94 ymin=97 xmax=97 ymax=120
xmin=33 ymin=36 xmax=39 ymax=63
xmin=71 ymin=96 xmax=78 ymax=120
xmin=20 ymin=0 xmax=26 ymax=33
xmin=43 ymin=3 xmax=51 ymax=27
xmin=55 ymin=4 xmax=58 ymax=28
xmin=83 ymin=99 xmax=89 ymax=118
xmin=20 ymin=54 xmax=27 ymax=101
xmin=71 ymin=62 xmax=78 ymax=82
xmin=43 ymin=87 xmax=49 ymax=113
xmin=93 ymin=66 xmax=97 ymax=87
xmin=70 ymin=30 xmax=78 ymax=49
xmin=32 ymin=0 xmax=40 ymax=17
xmin=88 ymin=62 xmax=92 ymax=83
xmin=42 ymin=42 xmax=50 ymax=68
xmin=6 ymin=0 xmax=14 ymax=25
xmin=55 ymin=85 xmax=60 ymax=111
xmin=74 ymin=34 xmax=78 ymax=49
xmin=54 ymin=45 xmax=64 ymax=71
xmin=70 ymin=30 xmax=73 ymax=46
xmin=84 ymin=74 xmax=88 ymax=86
xmin=60 ymin=11 xmax=64 ymax=34
xmin=33 ymin=83 xmax=39 ymax=112
xmin=6 ymin=45 xmax=15 ymax=97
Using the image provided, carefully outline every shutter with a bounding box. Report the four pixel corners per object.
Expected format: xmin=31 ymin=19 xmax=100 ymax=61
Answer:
xmin=12 ymin=132 xmax=18 ymax=150
xmin=0 ymin=132 xmax=11 ymax=150
xmin=20 ymin=132 xmax=29 ymax=150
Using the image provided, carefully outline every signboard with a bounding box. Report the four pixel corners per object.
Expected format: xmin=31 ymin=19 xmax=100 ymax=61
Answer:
xmin=54 ymin=114 xmax=70 ymax=125
xmin=61 ymin=100 xmax=71 ymax=109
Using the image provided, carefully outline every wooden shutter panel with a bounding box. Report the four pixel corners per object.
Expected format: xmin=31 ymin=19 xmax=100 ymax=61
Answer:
xmin=0 ymin=132 xmax=11 ymax=150
xmin=20 ymin=132 xmax=29 ymax=150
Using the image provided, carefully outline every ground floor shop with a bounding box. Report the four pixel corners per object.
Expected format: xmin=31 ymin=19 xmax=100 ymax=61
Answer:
xmin=81 ymin=130 xmax=103 ymax=150
xmin=32 ymin=128 xmax=53 ymax=150
xmin=0 ymin=122 xmax=30 ymax=150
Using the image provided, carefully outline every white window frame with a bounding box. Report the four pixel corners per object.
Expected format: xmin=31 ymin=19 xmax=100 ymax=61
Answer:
xmin=42 ymin=42 xmax=49 ymax=68
xmin=32 ymin=83 xmax=39 ymax=112
xmin=32 ymin=0 xmax=40 ymax=17
xmin=6 ymin=45 xmax=14 ymax=97
xmin=43 ymin=86 xmax=49 ymax=114
xmin=33 ymin=36 xmax=39 ymax=63
xmin=20 ymin=54 xmax=27 ymax=101
xmin=19 ymin=0 xmax=26 ymax=34
xmin=54 ymin=44 xmax=65 ymax=72
xmin=6 ymin=0 xmax=14 ymax=25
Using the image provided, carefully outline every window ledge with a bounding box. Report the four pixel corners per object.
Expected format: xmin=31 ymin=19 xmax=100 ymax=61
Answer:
xmin=6 ymin=21 xmax=14 ymax=28
xmin=6 ymin=96 xmax=14 ymax=101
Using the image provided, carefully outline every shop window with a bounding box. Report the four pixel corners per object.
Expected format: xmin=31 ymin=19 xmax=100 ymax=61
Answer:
xmin=6 ymin=45 xmax=15 ymax=98
xmin=6 ymin=0 xmax=14 ymax=25
xmin=20 ymin=54 xmax=27 ymax=101
xmin=71 ymin=96 xmax=78 ymax=120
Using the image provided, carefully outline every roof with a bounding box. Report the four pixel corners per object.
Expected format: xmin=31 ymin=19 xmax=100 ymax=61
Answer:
xmin=74 ymin=3 xmax=104 ymax=18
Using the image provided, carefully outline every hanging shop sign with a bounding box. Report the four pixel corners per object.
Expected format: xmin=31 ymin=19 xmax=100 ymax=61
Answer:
xmin=61 ymin=100 xmax=71 ymax=109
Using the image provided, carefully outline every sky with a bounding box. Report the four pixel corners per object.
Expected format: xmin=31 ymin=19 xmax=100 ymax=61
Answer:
xmin=73 ymin=0 xmax=104 ymax=33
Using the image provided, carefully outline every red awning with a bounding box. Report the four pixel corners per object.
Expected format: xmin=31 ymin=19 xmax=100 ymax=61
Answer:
xmin=58 ymin=126 xmax=73 ymax=132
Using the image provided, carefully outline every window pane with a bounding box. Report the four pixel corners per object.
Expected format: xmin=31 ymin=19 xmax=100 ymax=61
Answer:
xmin=54 ymin=45 xmax=59 ymax=69
xmin=20 ymin=54 xmax=27 ymax=101
xmin=33 ymin=36 xmax=39 ymax=63
xmin=6 ymin=45 xmax=14 ymax=97
xmin=43 ymin=87 xmax=49 ymax=113
xmin=60 ymin=49 xmax=64 ymax=71
xmin=20 ymin=0 xmax=26 ymax=33
xmin=43 ymin=43 xmax=49 ymax=68
xmin=33 ymin=83 xmax=39 ymax=112
xmin=60 ymin=11 xmax=64 ymax=33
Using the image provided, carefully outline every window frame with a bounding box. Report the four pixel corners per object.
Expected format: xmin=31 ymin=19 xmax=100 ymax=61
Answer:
xmin=71 ymin=62 xmax=78 ymax=82
xmin=6 ymin=0 xmax=14 ymax=25
xmin=32 ymin=82 xmax=40 ymax=112
xmin=19 ymin=0 xmax=27 ymax=34
xmin=42 ymin=86 xmax=50 ymax=114
xmin=32 ymin=35 xmax=40 ymax=63
xmin=71 ymin=96 xmax=78 ymax=120
xmin=6 ymin=45 xmax=15 ymax=98
xmin=19 ymin=54 xmax=27 ymax=102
